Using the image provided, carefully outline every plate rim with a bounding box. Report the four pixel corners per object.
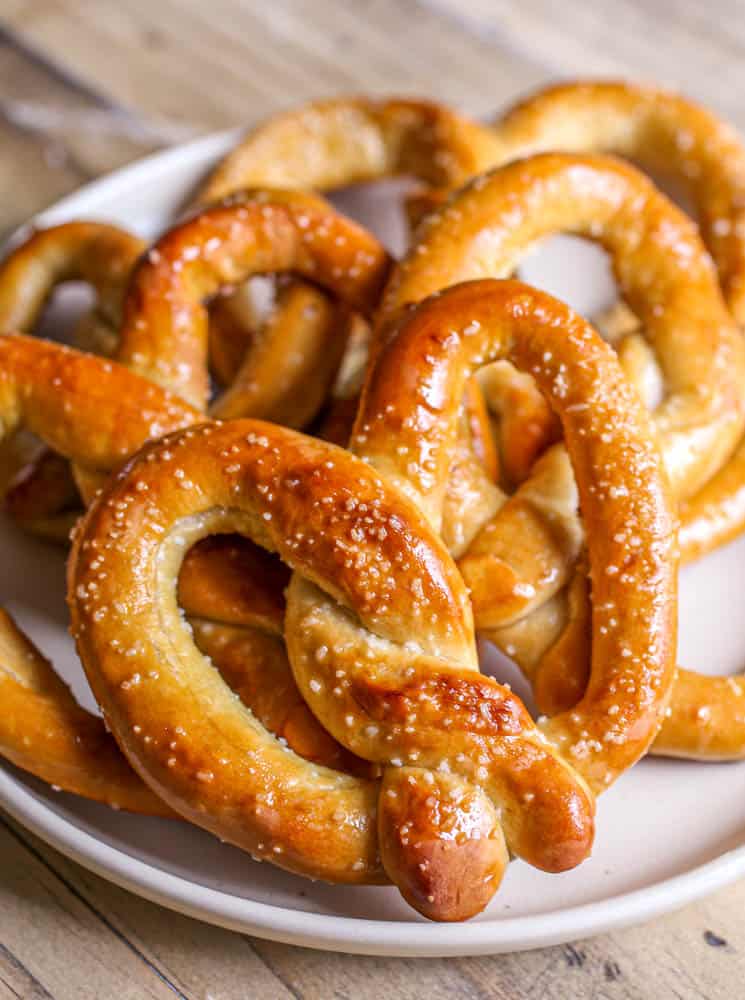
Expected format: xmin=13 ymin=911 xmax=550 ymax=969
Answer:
xmin=4 ymin=766 xmax=745 ymax=957
xmin=3 ymin=128 xmax=745 ymax=957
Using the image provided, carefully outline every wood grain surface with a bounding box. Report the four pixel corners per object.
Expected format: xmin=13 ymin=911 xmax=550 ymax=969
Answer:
xmin=2 ymin=2 xmax=745 ymax=996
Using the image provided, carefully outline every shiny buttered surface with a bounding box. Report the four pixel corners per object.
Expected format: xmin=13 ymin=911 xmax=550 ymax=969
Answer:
xmin=2 ymin=79 xmax=745 ymax=922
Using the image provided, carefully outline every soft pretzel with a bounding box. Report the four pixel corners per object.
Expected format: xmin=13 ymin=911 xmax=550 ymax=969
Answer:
xmin=197 ymin=97 xmax=507 ymax=442
xmin=513 ymin=569 xmax=745 ymax=760
xmin=291 ymin=278 xmax=676 ymax=915
xmin=200 ymin=96 xmax=503 ymax=203
xmin=68 ymin=418 xmax=588 ymax=919
xmin=119 ymin=189 xmax=389 ymax=410
xmin=3 ymin=192 xmax=389 ymax=535
xmin=0 ymin=222 xmax=147 ymax=538
xmin=379 ymin=152 xmax=744 ymax=627
xmin=0 ymin=221 xmax=145 ymax=335
xmin=492 ymin=79 xmax=745 ymax=561
xmin=208 ymin=280 xmax=351 ymax=425
xmin=0 ymin=335 xmax=367 ymax=793
xmin=0 ymin=607 xmax=175 ymax=815
xmin=493 ymin=80 xmax=745 ymax=320
xmin=383 ymin=153 xmax=745 ymax=760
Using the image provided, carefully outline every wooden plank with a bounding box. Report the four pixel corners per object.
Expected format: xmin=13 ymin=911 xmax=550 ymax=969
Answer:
xmin=424 ymin=0 xmax=745 ymax=128
xmin=0 ymin=812 xmax=295 ymax=1000
xmin=0 ymin=814 xmax=184 ymax=1000
xmin=2 ymin=0 xmax=546 ymax=125
xmin=0 ymin=28 xmax=170 ymax=236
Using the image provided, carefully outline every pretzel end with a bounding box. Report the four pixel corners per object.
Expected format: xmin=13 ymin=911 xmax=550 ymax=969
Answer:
xmin=377 ymin=767 xmax=508 ymax=921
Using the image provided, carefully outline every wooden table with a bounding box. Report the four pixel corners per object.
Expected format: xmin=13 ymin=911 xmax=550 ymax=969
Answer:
xmin=1 ymin=3 xmax=744 ymax=996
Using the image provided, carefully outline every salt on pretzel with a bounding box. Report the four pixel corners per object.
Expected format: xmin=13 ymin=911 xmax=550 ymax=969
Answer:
xmin=379 ymin=152 xmax=744 ymax=627
xmin=0 ymin=336 xmax=367 ymax=797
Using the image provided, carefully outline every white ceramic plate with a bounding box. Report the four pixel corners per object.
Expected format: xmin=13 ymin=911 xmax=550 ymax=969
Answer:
xmin=2 ymin=131 xmax=745 ymax=957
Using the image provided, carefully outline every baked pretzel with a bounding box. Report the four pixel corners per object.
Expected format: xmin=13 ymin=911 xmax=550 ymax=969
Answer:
xmin=0 ymin=221 xmax=145 ymax=336
xmin=493 ymin=80 xmax=745 ymax=320
xmin=0 ymin=335 xmax=368 ymax=801
xmin=291 ymin=278 xmax=676 ymax=915
xmin=118 ymin=188 xmax=389 ymax=412
xmin=0 ymin=222 xmax=147 ymax=538
xmin=200 ymin=96 xmax=503 ymax=203
xmin=492 ymin=79 xmax=745 ymax=561
xmin=3 ymin=192 xmax=389 ymax=535
xmin=0 ymin=608 xmax=175 ymax=814
xmin=385 ymin=153 xmax=745 ymax=760
xmin=379 ymin=152 xmax=744 ymax=627
xmin=198 ymin=97 xmax=506 ymax=428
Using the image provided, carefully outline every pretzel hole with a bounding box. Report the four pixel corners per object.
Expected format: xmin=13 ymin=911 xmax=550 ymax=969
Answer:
xmin=33 ymin=281 xmax=100 ymax=348
xmin=518 ymin=234 xmax=664 ymax=410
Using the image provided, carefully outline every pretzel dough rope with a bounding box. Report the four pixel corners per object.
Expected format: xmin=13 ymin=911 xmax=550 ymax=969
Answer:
xmin=379 ymin=152 xmax=745 ymax=630
xmin=515 ymin=569 xmax=745 ymax=761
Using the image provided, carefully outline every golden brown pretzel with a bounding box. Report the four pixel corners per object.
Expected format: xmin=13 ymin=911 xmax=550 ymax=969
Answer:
xmin=290 ymin=278 xmax=676 ymax=915
xmin=0 ymin=221 xmax=145 ymax=335
xmin=492 ymin=79 xmax=745 ymax=562
xmin=493 ymin=80 xmax=745 ymax=319
xmin=0 ymin=336 xmax=366 ymax=799
xmin=119 ymin=189 xmax=390 ymax=410
xmin=198 ymin=96 xmax=506 ymax=434
xmin=0 ymin=222 xmax=147 ymax=538
xmin=200 ymin=96 xmax=503 ymax=203
xmin=68 ymin=415 xmax=597 ymax=920
xmin=0 ymin=608 xmax=175 ymax=815
xmin=379 ymin=152 xmax=744 ymax=628
xmin=208 ymin=280 xmax=351 ymax=425
xmin=515 ymin=569 xmax=745 ymax=761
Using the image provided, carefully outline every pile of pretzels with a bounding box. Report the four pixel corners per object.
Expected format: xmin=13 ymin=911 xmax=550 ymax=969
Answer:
xmin=2 ymin=78 xmax=745 ymax=923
